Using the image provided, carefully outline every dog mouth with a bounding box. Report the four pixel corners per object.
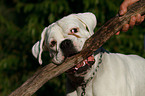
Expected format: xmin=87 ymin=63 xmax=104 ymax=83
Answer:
xmin=66 ymin=55 xmax=95 ymax=74
xmin=67 ymin=52 xmax=78 ymax=57
xmin=59 ymin=39 xmax=95 ymax=74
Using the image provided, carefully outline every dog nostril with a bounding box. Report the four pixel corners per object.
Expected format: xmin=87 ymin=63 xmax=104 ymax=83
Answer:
xmin=60 ymin=39 xmax=78 ymax=57
xmin=60 ymin=39 xmax=73 ymax=50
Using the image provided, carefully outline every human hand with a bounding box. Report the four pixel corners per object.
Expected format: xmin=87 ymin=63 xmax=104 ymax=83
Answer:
xmin=116 ymin=0 xmax=144 ymax=35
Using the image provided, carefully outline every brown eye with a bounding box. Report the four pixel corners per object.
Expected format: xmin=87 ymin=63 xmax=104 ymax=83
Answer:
xmin=70 ymin=28 xmax=79 ymax=33
xmin=50 ymin=40 xmax=56 ymax=47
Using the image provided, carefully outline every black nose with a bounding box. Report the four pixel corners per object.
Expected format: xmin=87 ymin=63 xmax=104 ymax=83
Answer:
xmin=60 ymin=39 xmax=78 ymax=57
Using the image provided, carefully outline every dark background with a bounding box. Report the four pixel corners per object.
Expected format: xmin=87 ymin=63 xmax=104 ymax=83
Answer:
xmin=0 ymin=0 xmax=145 ymax=96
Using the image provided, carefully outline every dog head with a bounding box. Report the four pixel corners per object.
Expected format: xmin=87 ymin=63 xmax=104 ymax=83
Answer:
xmin=32 ymin=12 xmax=97 ymax=65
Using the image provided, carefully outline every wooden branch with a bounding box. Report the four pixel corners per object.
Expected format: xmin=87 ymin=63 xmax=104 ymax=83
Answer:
xmin=9 ymin=0 xmax=145 ymax=96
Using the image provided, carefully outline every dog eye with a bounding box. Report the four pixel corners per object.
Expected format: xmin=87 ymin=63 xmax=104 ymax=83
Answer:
xmin=70 ymin=28 xmax=78 ymax=33
xmin=50 ymin=40 xmax=56 ymax=47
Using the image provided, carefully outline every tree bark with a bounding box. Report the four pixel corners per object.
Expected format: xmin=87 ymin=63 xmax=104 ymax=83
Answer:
xmin=9 ymin=0 xmax=145 ymax=96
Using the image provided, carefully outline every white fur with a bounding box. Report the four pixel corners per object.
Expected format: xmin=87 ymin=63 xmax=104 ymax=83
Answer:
xmin=67 ymin=53 xmax=145 ymax=96
xmin=32 ymin=12 xmax=145 ymax=96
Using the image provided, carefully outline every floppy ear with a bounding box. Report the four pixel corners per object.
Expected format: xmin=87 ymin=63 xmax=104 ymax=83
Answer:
xmin=75 ymin=12 xmax=97 ymax=35
xmin=32 ymin=27 xmax=48 ymax=65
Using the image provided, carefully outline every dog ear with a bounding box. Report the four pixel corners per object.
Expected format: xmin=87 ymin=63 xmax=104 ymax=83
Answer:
xmin=32 ymin=27 xmax=48 ymax=65
xmin=75 ymin=12 xmax=97 ymax=35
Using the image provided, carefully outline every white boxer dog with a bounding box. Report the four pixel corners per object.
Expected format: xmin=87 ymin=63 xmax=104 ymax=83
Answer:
xmin=32 ymin=12 xmax=145 ymax=96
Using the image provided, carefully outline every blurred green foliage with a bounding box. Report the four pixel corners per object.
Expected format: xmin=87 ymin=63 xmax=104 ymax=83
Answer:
xmin=0 ymin=0 xmax=144 ymax=96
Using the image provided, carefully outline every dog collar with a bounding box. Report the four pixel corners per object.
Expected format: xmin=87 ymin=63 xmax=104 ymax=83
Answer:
xmin=81 ymin=52 xmax=103 ymax=96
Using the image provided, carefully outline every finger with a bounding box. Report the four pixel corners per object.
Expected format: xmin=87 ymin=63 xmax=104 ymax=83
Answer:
xmin=122 ymin=24 xmax=129 ymax=32
xmin=119 ymin=0 xmax=139 ymax=16
xmin=136 ymin=14 xmax=142 ymax=24
xmin=119 ymin=1 xmax=129 ymax=15
xmin=141 ymin=15 xmax=145 ymax=22
xmin=129 ymin=16 xmax=136 ymax=28
xmin=116 ymin=31 xmax=120 ymax=35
